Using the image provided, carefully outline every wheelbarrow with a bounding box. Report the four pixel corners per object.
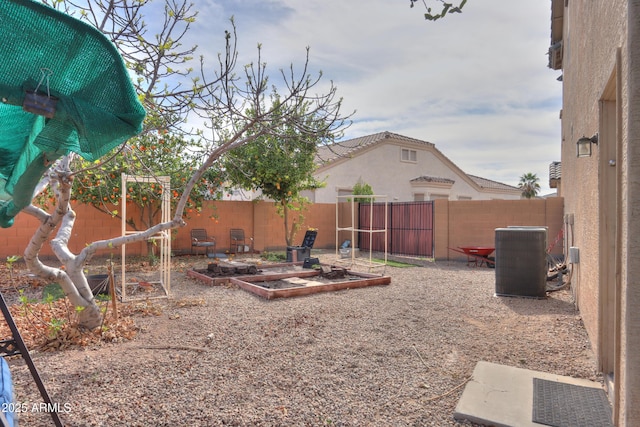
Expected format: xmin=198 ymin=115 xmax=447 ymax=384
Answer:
xmin=448 ymin=246 xmax=495 ymax=268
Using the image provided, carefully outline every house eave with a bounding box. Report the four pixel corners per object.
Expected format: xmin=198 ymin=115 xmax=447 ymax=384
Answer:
xmin=411 ymin=181 xmax=454 ymax=190
xmin=549 ymin=0 xmax=564 ymax=70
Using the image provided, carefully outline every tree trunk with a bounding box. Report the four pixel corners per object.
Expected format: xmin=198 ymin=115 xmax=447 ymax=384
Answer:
xmin=146 ymin=240 xmax=156 ymax=258
xmin=64 ymin=269 xmax=102 ymax=329
xmin=24 ymin=254 xmax=102 ymax=330
xmin=22 ymin=173 xmax=103 ymax=330
xmin=283 ymin=201 xmax=292 ymax=247
xmin=145 ymin=204 xmax=156 ymax=258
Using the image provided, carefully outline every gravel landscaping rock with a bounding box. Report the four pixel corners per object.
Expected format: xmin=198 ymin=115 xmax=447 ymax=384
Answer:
xmin=7 ymin=253 xmax=598 ymax=426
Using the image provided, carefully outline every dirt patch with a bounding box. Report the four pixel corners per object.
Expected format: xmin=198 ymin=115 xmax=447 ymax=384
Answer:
xmin=253 ymin=275 xmax=353 ymax=289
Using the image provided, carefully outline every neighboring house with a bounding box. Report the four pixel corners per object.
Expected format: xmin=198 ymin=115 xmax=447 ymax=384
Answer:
xmin=549 ymin=1 xmax=639 ymax=425
xmin=310 ymin=131 xmax=521 ymax=203
xmin=218 ymin=186 xmax=260 ymax=201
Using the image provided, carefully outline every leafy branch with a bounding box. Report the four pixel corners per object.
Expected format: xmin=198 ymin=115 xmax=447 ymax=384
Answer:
xmin=410 ymin=0 xmax=467 ymax=21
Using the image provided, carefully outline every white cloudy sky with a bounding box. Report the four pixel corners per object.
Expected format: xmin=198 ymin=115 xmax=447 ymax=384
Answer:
xmin=185 ymin=0 xmax=561 ymax=194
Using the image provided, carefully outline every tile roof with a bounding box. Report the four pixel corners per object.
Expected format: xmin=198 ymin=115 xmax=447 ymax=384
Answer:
xmin=410 ymin=176 xmax=455 ymax=184
xmin=468 ymin=175 xmax=519 ymax=191
xmin=316 ymin=131 xmax=434 ymax=163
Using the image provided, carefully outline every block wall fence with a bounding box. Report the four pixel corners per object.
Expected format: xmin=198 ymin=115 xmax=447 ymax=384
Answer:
xmin=434 ymin=197 xmax=564 ymax=261
xmin=0 ymin=198 xmax=563 ymax=261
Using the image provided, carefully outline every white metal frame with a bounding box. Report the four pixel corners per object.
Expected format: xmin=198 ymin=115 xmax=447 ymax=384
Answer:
xmin=335 ymin=195 xmax=388 ymax=271
xmin=120 ymin=174 xmax=171 ymax=301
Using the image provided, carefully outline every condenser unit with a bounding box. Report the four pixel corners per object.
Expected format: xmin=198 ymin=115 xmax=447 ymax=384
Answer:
xmin=495 ymin=227 xmax=547 ymax=298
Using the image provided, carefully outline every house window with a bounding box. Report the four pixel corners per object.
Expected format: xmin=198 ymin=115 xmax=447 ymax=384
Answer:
xmin=430 ymin=193 xmax=449 ymax=200
xmin=401 ymin=148 xmax=417 ymax=163
xmin=414 ymin=193 xmax=425 ymax=202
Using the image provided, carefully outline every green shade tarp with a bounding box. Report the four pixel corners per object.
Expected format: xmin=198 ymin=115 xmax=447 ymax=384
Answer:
xmin=0 ymin=0 xmax=146 ymax=227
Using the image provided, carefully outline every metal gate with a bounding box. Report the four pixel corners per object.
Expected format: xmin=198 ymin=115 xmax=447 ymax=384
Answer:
xmin=358 ymin=201 xmax=434 ymax=257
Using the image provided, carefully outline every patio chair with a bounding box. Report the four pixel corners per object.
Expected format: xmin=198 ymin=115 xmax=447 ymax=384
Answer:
xmin=230 ymin=228 xmax=247 ymax=254
xmin=191 ymin=229 xmax=216 ymax=257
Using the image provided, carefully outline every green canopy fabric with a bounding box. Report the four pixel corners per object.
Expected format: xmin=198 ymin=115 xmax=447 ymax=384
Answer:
xmin=0 ymin=0 xmax=146 ymax=228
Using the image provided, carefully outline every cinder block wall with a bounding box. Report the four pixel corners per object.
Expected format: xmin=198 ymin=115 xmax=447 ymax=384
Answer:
xmin=0 ymin=201 xmax=337 ymax=259
xmin=1 ymin=198 xmax=563 ymax=259
xmin=4 ymin=203 xmax=147 ymax=259
xmin=174 ymin=200 xmax=256 ymax=253
xmin=434 ymin=197 xmax=564 ymax=261
xmin=179 ymin=200 xmax=337 ymax=253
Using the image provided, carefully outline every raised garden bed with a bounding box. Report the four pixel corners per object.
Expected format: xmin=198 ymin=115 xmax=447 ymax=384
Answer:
xmin=187 ymin=262 xmax=391 ymax=299
xmin=187 ymin=261 xmax=308 ymax=286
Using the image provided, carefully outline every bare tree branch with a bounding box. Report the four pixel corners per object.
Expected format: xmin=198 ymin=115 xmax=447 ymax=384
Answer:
xmin=25 ymin=0 xmax=351 ymax=329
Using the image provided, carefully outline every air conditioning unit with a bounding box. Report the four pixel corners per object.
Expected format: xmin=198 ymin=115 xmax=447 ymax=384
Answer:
xmin=495 ymin=227 xmax=548 ymax=298
xmin=549 ymin=161 xmax=561 ymax=189
xmin=548 ymin=41 xmax=563 ymax=70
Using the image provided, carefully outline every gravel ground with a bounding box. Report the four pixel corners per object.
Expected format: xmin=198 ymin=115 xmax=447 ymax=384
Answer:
xmin=7 ymin=253 xmax=599 ymax=426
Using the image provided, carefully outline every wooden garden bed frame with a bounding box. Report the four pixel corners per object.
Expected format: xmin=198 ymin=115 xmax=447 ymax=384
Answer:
xmin=187 ymin=264 xmax=391 ymax=299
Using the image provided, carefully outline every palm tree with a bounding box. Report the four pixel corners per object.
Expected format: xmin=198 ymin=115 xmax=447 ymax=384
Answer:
xmin=518 ymin=172 xmax=541 ymax=199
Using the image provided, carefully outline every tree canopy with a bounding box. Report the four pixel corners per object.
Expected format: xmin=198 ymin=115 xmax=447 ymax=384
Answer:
xmin=351 ymin=179 xmax=374 ymax=203
xmin=224 ymin=99 xmax=332 ymax=246
xmin=66 ymin=129 xmax=224 ymax=248
xmin=518 ymin=172 xmax=541 ymax=199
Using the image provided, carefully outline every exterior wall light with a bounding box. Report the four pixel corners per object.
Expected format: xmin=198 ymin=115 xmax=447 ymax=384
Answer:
xmin=576 ymin=134 xmax=598 ymax=157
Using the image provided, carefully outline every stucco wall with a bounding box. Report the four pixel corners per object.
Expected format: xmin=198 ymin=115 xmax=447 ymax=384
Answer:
xmin=625 ymin=2 xmax=640 ymax=424
xmin=558 ymin=0 xmax=640 ymax=424
xmin=560 ymin=2 xmax=627 ymax=352
xmin=562 ymin=1 xmax=626 ymax=368
xmin=560 ymin=0 xmax=626 ymax=369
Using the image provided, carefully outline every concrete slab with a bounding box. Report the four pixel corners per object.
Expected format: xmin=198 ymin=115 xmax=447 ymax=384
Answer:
xmin=454 ymin=361 xmax=606 ymax=427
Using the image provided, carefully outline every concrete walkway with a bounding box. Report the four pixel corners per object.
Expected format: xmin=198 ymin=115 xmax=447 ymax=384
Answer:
xmin=454 ymin=361 xmax=607 ymax=427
